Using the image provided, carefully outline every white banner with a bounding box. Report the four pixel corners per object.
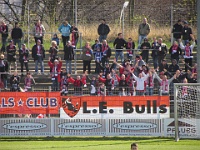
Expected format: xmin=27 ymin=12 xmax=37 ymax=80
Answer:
xmin=0 ymin=118 xmax=163 ymax=137
xmin=163 ymin=118 xmax=200 ymax=138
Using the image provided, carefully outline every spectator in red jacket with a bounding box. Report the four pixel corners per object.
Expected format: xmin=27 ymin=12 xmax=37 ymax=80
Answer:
xmin=48 ymin=57 xmax=62 ymax=91
xmin=68 ymin=74 xmax=86 ymax=96
xmin=98 ymin=73 xmax=115 ymax=96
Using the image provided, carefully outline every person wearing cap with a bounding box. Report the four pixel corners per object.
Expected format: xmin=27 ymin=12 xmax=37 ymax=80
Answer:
xmin=51 ymin=33 xmax=60 ymax=46
xmin=182 ymin=21 xmax=193 ymax=45
xmin=92 ymin=39 xmax=102 ymax=55
xmin=58 ymin=20 xmax=71 ymax=49
xmin=0 ymin=20 xmax=8 ymax=53
xmin=11 ymin=22 xmax=23 ymax=50
xmin=32 ymin=20 xmax=45 ymax=44
xmin=140 ymin=38 xmax=151 ymax=63
xmin=31 ymin=39 xmax=45 ymax=75
xmin=179 ymin=35 xmax=195 ymax=72
xmin=138 ymin=18 xmax=150 ymax=49
xmin=0 ymin=54 xmax=8 ymax=90
xmin=19 ymin=44 xmax=29 ymax=76
xmin=70 ymin=25 xmax=79 ymax=47
xmin=97 ymin=19 xmax=110 ymax=43
xmin=172 ymin=19 xmax=183 ymax=42
xmin=64 ymin=41 xmax=74 ymax=74
xmin=48 ymin=57 xmax=62 ymax=91
xmin=6 ymin=40 xmax=17 ymax=73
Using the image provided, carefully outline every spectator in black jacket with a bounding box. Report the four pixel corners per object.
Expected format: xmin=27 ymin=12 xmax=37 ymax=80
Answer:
xmin=172 ymin=19 xmax=183 ymax=42
xmin=126 ymin=37 xmax=135 ymax=61
xmin=168 ymin=59 xmax=179 ymax=75
xmin=113 ymin=33 xmax=126 ymax=67
xmin=70 ymin=25 xmax=79 ymax=47
xmin=64 ymin=41 xmax=74 ymax=74
xmin=140 ymin=38 xmax=151 ymax=63
xmin=19 ymin=44 xmax=29 ymax=75
xmin=31 ymin=39 xmax=45 ymax=75
xmin=169 ymin=41 xmax=182 ymax=64
xmin=11 ymin=22 xmax=23 ymax=50
xmin=98 ymin=19 xmax=110 ymax=43
xmin=156 ymin=38 xmax=168 ymax=65
xmin=182 ymin=21 xmax=193 ymax=45
xmin=6 ymin=40 xmax=17 ymax=73
xmin=10 ymin=71 xmax=20 ymax=92
xmin=159 ymin=59 xmax=168 ymax=72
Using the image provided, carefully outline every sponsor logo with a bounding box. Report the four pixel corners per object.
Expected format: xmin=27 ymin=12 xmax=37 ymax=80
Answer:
xmin=166 ymin=120 xmax=196 ymax=134
xmin=113 ymin=122 xmax=157 ymax=130
xmin=58 ymin=122 xmax=102 ymax=130
xmin=3 ymin=122 xmax=47 ymax=131
xmin=62 ymin=97 xmax=81 ymax=118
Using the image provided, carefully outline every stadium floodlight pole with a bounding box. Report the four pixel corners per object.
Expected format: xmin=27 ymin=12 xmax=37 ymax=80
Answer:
xmin=197 ymin=0 xmax=200 ymax=83
xmin=27 ymin=0 xmax=30 ymax=49
xmin=170 ymin=0 xmax=173 ymax=45
xmin=120 ymin=1 xmax=129 ymax=38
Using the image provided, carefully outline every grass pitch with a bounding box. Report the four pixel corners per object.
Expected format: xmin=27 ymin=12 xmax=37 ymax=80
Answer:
xmin=0 ymin=137 xmax=200 ymax=150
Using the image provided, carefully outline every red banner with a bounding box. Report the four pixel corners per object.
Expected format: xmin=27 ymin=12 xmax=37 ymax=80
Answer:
xmin=0 ymin=92 xmax=60 ymax=114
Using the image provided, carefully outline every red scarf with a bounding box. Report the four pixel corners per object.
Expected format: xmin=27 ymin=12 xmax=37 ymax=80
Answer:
xmin=52 ymin=64 xmax=58 ymax=76
xmin=37 ymin=45 xmax=41 ymax=54
xmin=185 ymin=46 xmax=191 ymax=57
xmin=9 ymin=44 xmax=14 ymax=50
xmin=127 ymin=42 xmax=133 ymax=54
xmin=22 ymin=48 xmax=27 ymax=61
xmin=172 ymin=45 xmax=178 ymax=53
xmin=102 ymin=44 xmax=108 ymax=53
xmin=36 ymin=25 xmax=42 ymax=34
xmin=1 ymin=24 xmax=7 ymax=32
xmin=71 ymin=31 xmax=75 ymax=46
xmin=192 ymin=68 xmax=197 ymax=73
xmin=25 ymin=77 xmax=32 ymax=87
xmin=146 ymin=76 xmax=153 ymax=88
xmin=161 ymin=79 xmax=168 ymax=91
xmin=182 ymin=86 xmax=188 ymax=96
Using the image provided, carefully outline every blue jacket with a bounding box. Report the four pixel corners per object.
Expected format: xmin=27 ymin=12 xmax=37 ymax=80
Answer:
xmin=58 ymin=24 xmax=71 ymax=37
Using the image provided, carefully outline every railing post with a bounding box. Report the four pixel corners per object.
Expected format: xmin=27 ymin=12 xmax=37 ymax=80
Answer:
xmin=80 ymin=32 xmax=82 ymax=49
xmin=74 ymin=49 xmax=77 ymax=74
xmin=104 ymin=86 xmax=106 ymax=96
xmin=48 ymin=86 xmax=51 ymax=118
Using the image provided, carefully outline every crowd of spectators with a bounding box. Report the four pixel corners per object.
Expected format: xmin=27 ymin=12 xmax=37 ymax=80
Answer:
xmin=0 ymin=18 xmax=198 ymax=97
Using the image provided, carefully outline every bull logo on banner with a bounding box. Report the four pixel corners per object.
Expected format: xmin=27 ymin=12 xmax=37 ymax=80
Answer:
xmin=62 ymin=97 xmax=81 ymax=118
